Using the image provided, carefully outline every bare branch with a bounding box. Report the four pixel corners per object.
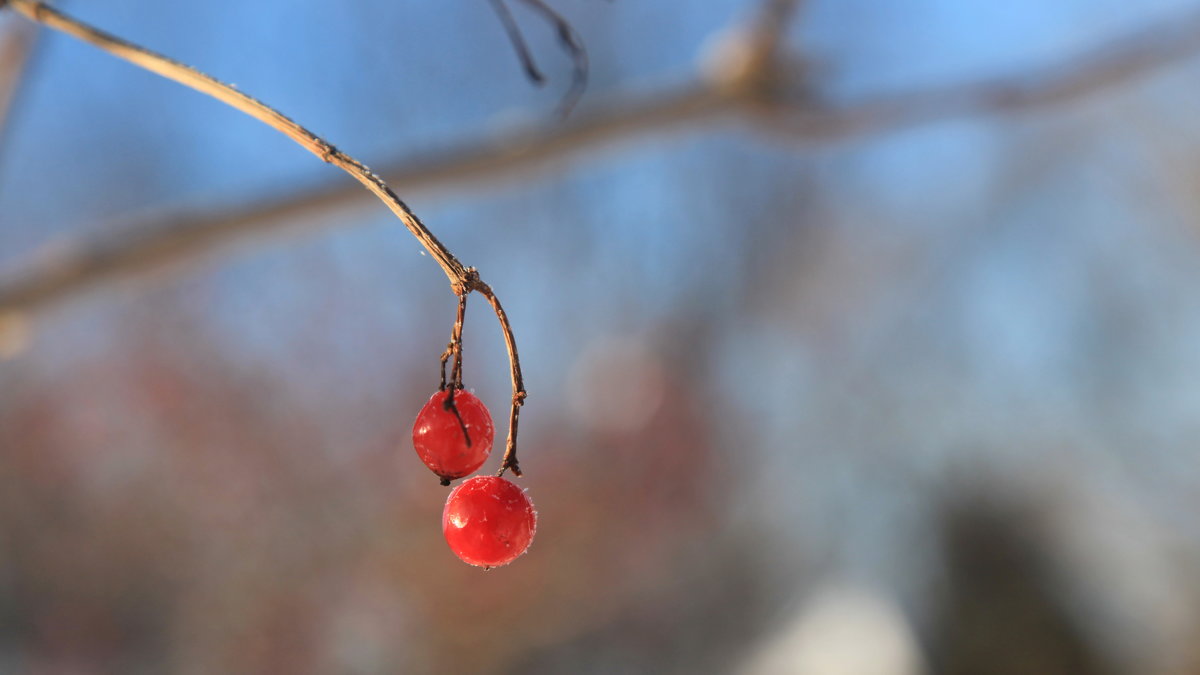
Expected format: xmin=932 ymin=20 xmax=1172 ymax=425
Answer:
xmin=4 ymin=4 xmax=1200 ymax=321
xmin=0 ymin=0 xmax=530 ymax=474
xmin=6 ymin=0 xmax=468 ymax=286
xmin=487 ymin=0 xmax=589 ymax=116
xmin=474 ymin=280 xmax=526 ymax=478
xmin=517 ymin=0 xmax=589 ymax=117
xmin=487 ymin=0 xmax=546 ymax=85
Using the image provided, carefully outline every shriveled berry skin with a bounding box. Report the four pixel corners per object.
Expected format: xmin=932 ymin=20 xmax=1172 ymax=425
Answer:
xmin=412 ymin=390 xmax=494 ymax=482
xmin=443 ymin=476 xmax=537 ymax=568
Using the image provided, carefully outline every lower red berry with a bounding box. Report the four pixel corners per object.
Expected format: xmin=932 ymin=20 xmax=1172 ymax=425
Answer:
xmin=443 ymin=476 xmax=537 ymax=568
xmin=412 ymin=389 xmax=494 ymax=483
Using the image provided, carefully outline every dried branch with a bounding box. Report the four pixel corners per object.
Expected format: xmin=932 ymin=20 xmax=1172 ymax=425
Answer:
xmin=438 ymin=292 xmax=472 ymax=486
xmin=4 ymin=3 xmax=1200 ymax=322
xmin=487 ymin=0 xmax=588 ymax=116
xmin=475 ymin=281 xmax=526 ymax=477
xmin=8 ymin=0 xmax=466 ymax=284
xmin=516 ymin=0 xmax=589 ymax=117
xmin=487 ymin=0 xmax=546 ymax=85
xmin=0 ymin=0 xmax=529 ymax=473
xmin=440 ymin=292 xmax=469 ymax=393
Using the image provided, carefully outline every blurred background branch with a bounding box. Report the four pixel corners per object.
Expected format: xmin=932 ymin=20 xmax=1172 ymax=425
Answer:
xmin=515 ymin=0 xmax=589 ymax=117
xmin=0 ymin=16 xmax=35 ymax=142
xmin=2 ymin=1 xmax=1200 ymax=318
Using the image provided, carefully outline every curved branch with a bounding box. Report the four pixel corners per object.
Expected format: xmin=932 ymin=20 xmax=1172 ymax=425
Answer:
xmin=5 ymin=0 xmax=467 ymax=287
xmin=488 ymin=0 xmax=546 ymax=85
xmin=474 ymin=280 xmax=526 ymax=477
xmin=0 ymin=0 xmax=529 ymax=472
xmin=516 ymin=0 xmax=589 ymax=117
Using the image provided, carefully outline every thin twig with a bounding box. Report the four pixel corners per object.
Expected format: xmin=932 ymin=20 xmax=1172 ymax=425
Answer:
xmin=516 ymin=0 xmax=588 ymax=117
xmin=449 ymin=292 xmax=467 ymax=391
xmin=7 ymin=0 xmax=465 ymax=286
xmin=439 ymin=292 xmax=468 ymax=392
xmin=488 ymin=0 xmax=545 ymax=85
xmin=0 ymin=0 xmax=530 ymax=475
xmin=486 ymin=0 xmax=588 ymax=116
xmin=475 ymin=280 xmax=526 ymax=477
xmin=440 ymin=291 xmax=473 ymax=479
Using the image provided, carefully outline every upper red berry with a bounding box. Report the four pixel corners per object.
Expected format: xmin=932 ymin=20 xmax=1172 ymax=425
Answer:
xmin=442 ymin=476 xmax=537 ymax=568
xmin=412 ymin=389 xmax=494 ymax=482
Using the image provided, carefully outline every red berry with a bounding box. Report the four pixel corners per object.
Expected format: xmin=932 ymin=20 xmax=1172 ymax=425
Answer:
xmin=443 ymin=476 xmax=537 ymax=568
xmin=412 ymin=390 xmax=494 ymax=482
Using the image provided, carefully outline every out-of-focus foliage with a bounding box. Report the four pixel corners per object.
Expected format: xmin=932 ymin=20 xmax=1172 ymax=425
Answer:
xmin=2 ymin=0 xmax=1200 ymax=673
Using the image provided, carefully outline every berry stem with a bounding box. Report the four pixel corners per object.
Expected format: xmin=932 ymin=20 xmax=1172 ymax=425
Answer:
xmin=437 ymin=292 xmax=473 ymax=449
xmin=438 ymin=292 xmax=467 ymax=392
xmin=449 ymin=292 xmax=467 ymax=390
xmin=475 ymin=281 xmax=526 ymax=477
